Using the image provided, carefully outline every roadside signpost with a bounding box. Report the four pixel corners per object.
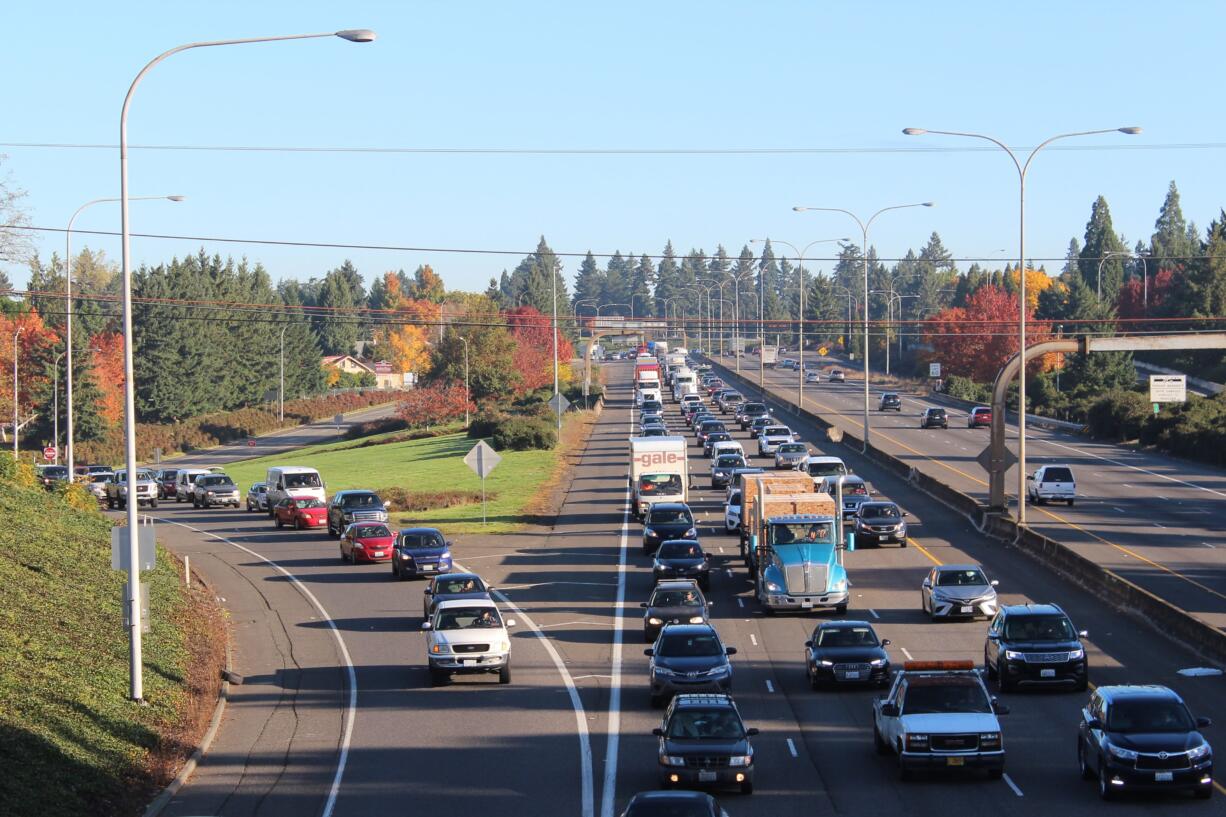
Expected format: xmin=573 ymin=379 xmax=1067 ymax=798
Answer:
xmin=463 ymin=440 xmax=502 ymax=525
xmin=929 ymin=362 xmax=942 ymax=378
xmin=1149 ymin=374 xmax=1187 ymax=414
xmin=333 ymin=413 xmax=344 ymax=433
xmin=112 ymin=524 xmax=156 ymax=634
xmin=42 ymin=446 xmax=56 ymax=462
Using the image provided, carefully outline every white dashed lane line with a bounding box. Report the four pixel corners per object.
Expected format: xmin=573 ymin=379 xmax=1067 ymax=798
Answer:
xmin=900 ymin=647 xmax=915 ymax=661
xmin=736 ymin=597 xmax=745 ymax=608
xmin=868 ymin=608 xmax=880 ymax=619
xmin=765 ymin=679 xmax=774 ymax=693
xmin=749 ymin=634 xmax=758 ymax=647
xmin=1003 ymin=773 xmax=1025 ymax=797
xmin=786 ymin=738 xmax=799 ymax=758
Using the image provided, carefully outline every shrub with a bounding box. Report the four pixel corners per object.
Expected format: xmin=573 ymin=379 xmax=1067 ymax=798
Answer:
xmin=943 ymin=375 xmax=991 ymax=404
xmin=344 ymin=416 xmax=409 ymax=439
xmin=398 ymin=384 xmax=473 ymax=429
xmin=492 ymin=416 xmax=557 ymax=451
xmin=467 ymin=411 xmax=508 ymax=440
xmin=380 ymin=486 xmax=486 ymax=513
xmin=1085 ymin=389 xmax=1150 ymax=441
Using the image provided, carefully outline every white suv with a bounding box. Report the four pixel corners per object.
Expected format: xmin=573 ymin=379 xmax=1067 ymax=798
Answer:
xmin=423 ymin=599 xmax=516 ymax=686
xmin=1026 ymin=464 xmax=1075 ymax=506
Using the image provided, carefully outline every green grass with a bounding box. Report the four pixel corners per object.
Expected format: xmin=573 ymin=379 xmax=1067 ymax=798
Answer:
xmin=225 ymin=431 xmax=560 ymax=534
xmin=0 ymin=466 xmax=209 ymax=817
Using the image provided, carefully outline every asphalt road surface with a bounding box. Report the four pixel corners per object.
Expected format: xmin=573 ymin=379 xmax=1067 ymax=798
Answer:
xmin=132 ymin=364 xmax=1226 ymax=816
xmin=708 ymin=354 xmax=1226 ymax=634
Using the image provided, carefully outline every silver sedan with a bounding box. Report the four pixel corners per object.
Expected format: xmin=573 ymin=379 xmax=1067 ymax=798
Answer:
xmin=774 ymin=442 xmax=809 ymax=470
xmin=920 ymin=564 xmax=999 ymax=621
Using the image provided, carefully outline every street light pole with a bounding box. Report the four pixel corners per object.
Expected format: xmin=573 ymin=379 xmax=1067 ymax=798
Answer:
xmin=904 ymin=125 xmax=1140 ymax=523
xmin=278 ymin=325 xmax=287 ymax=422
xmin=12 ymin=327 xmax=24 ymax=460
xmin=117 ymin=27 xmax=375 ymax=703
xmin=52 ymin=350 xmax=66 ymax=462
xmin=793 ymin=204 xmax=934 ymax=450
xmin=65 ymin=194 xmax=183 ymax=478
xmin=1097 ymin=251 xmax=1148 ymax=307
xmin=459 ymin=336 xmax=470 ymax=427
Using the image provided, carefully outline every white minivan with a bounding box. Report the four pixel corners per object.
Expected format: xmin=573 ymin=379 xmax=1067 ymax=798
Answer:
xmin=265 ymin=466 xmax=326 ymax=514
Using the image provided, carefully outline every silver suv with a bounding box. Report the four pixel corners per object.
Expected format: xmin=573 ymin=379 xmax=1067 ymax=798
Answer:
xmin=192 ymin=473 xmax=241 ymax=508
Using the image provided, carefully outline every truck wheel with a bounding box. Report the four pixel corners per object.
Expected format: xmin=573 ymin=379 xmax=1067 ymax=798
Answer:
xmin=499 ymin=664 xmax=512 ymax=685
xmin=835 ymin=603 xmax=848 ymax=615
xmin=1067 ymin=498 xmax=1075 ymax=507
xmin=874 ymin=725 xmax=890 ymax=755
xmin=987 ymin=768 xmax=1003 ymax=780
xmin=739 ymin=779 xmax=754 ymax=795
xmin=429 ymin=667 xmax=448 ymax=687
xmin=150 ymin=499 xmax=158 ymax=509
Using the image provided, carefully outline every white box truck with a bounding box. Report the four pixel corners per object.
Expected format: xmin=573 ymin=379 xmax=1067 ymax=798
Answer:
xmin=629 ymin=436 xmax=688 ymax=517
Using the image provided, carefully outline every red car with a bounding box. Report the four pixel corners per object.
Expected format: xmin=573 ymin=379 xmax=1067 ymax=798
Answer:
xmin=968 ymin=406 xmax=992 ymax=428
xmin=339 ymin=522 xmax=395 ymax=564
xmin=273 ymin=495 xmax=328 ymax=530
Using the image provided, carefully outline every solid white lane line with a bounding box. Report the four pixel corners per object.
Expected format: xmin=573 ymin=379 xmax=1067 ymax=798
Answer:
xmin=901 ymin=647 xmax=915 ymax=661
xmin=749 ymin=634 xmax=758 ymax=646
xmin=787 ymin=738 xmax=799 ymax=758
xmin=1113 ymin=507 xmax=1126 ymax=513
xmin=868 ymin=608 xmax=880 ymax=619
xmin=1205 ymin=543 xmax=1217 ymax=549
xmin=1153 ymin=523 xmax=1166 ymax=529
xmin=765 ymin=679 xmax=774 ymax=692
xmin=161 ymin=519 xmax=359 ymax=817
xmin=1002 ymin=772 xmax=1024 ymax=797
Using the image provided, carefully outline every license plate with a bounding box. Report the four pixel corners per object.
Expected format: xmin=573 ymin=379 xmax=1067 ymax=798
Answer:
xmin=960 ymin=606 xmax=974 ymax=613
xmin=461 ymin=658 xmax=476 ymax=666
xmin=698 ymin=771 xmax=717 ymax=782
xmin=372 ymin=551 xmax=384 ymax=558
xmin=802 ymin=600 xmax=813 ymax=609
xmin=843 ymin=671 xmax=861 ymax=679
xmin=421 ymin=564 xmax=435 ymax=571
xmin=1040 ymin=668 xmax=1056 ymax=678
xmin=946 ymin=756 xmax=965 ymax=767
xmin=1156 ymin=771 xmax=1173 ymax=782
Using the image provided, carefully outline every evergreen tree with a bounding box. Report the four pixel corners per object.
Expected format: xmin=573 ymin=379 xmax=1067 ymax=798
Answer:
xmin=654 ymin=242 xmax=681 ymax=319
xmin=630 ymin=254 xmax=654 ymax=317
xmin=407 ymin=264 xmax=445 ymax=303
xmin=1174 ymin=213 xmax=1226 ymax=319
xmin=572 ymin=251 xmax=604 ymax=309
xmin=730 ymin=245 xmax=756 ymax=345
xmin=484 ymin=277 xmax=506 ymax=308
xmin=604 ymin=251 xmax=631 ymax=309
xmin=1060 ymin=238 xmax=1081 ymax=280
xmin=509 ymin=237 xmax=568 ymax=319
xmin=315 ymin=260 xmax=364 ymax=355
xmin=1079 ymin=196 xmax=1127 ymax=299
xmin=1150 ymin=181 xmax=1197 ymax=273
xmin=498 ymin=270 xmax=513 ymax=302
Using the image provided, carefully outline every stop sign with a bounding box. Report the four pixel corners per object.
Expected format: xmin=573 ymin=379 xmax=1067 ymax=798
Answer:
xmin=43 ymin=446 xmax=57 ymax=461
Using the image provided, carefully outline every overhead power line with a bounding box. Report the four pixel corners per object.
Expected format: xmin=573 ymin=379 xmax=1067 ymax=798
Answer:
xmin=4 ymin=140 xmax=1226 ymax=156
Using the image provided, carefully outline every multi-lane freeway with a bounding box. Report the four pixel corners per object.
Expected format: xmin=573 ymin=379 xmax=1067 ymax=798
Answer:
xmin=713 ymin=354 xmax=1226 ymax=633
xmin=139 ymin=362 xmax=1225 ymax=816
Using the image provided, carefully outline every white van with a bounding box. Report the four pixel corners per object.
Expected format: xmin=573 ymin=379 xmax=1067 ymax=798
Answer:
xmin=174 ymin=468 xmax=210 ymax=503
xmin=265 ymin=466 xmax=326 ymax=514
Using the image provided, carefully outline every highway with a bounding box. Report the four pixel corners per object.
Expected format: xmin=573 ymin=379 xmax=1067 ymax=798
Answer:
xmin=136 ymin=362 xmax=1226 ymax=816
xmin=709 ymin=354 xmax=1226 ymax=634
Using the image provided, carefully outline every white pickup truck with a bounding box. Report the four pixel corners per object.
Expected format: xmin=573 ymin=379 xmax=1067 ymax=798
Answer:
xmin=422 ymin=598 xmax=516 ymax=686
xmin=873 ymin=660 xmax=1008 ymax=780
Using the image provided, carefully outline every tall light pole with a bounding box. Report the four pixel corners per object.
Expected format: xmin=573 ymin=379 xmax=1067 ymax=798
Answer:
xmin=458 ymin=336 xmax=470 ymax=427
xmin=752 ymin=238 xmax=847 ymax=410
xmin=793 ymin=203 xmax=934 ymax=449
xmin=52 ymin=350 xmax=66 ymax=462
xmin=278 ymin=325 xmax=288 ymax=422
xmin=904 ymin=125 xmax=1140 ymax=523
xmin=117 ymin=27 xmax=376 ymax=703
xmin=12 ymin=327 xmax=24 ymax=460
xmin=1098 ymin=250 xmax=1149 ymax=308
xmin=65 ymin=194 xmax=183 ymax=478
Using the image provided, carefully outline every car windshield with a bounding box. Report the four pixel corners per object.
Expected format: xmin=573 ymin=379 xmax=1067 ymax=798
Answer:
xmin=764 ymin=427 xmax=789 ymax=437
xmin=90 ymin=474 xmax=111 ymax=483
xmin=1043 ymin=467 xmax=1074 ymax=482
xmin=658 ymin=542 xmax=702 ymax=559
xmin=902 ymin=679 xmax=992 ymax=714
xmin=161 ymin=470 xmax=179 ymax=480
xmin=1003 ymin=614 xmax=1076 ymax=641
xmin=352 ymin=524 xmax=391 ymax=538
xmin=640 ymin=474 xmax=683 ymax=495
xmin=342 ymin=493 xmax=380 ymax=507
xmin=772 ymin=522 xmax=835 ymax=545
xmin=937 ymin=569 xmax=988 ymax=587
xmin=843 ymin=482 xmax=868 ymax=495
xmin=657 ymin=632 xmax=722 ymax=657
xmin=807 ymin=461 xmax=847 ymax=477
xmin=816 ymin=626 xmax=879 ymax=647
xmin=649 ymin=507 xmax=692 ymax=525
xmin=284 ymin=473 xmax=322 ymax=489
xmin=728 ymin=491 xmax=741 ymax=507
xmin=778 ymin=443 xmax=806 ymax=454
xmin=700 ymin=422 xmax=725 ymax=431
xmin=200 ymin=476 xmax=230 ymax=486
xmin=399 ymin=531 xmax=446 ymax=549
xmin=436 ymin=576 xmax=486 ymax=594
xmin=42 ymin=467 xmax=69 ymax=478
xmin=666 ymin=708 xmax=745 ymax=740
xmin=1107 ymin=699 xmax=1195 ymax=733
xmin=435 ymin=606 xmax=502 ymax=630
xmin=928 ymin=409 xmax=946 ymax=418
xmin=651 ymin=589 xmax=704 ymax=608
xmin=706 ymin=432 xmax=730 ymax=443
xmin=716 ymin=455 xmax=745 ymax=468
xmin=861 ymin=503 xmax=900 ymax=518
xmin=294 ymin=498 xmax=325 ymax=509
xmin=752 ymin=418 xmax=771 ymax=427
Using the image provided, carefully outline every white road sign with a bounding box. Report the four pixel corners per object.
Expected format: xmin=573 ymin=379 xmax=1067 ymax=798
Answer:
xmin=1149 ymin=375 xmax=1187 ymax=403
xmin=464 ymin=440 xmax=502 ymax=479
xmin=929 ymin=362 xmax=941 ymax=378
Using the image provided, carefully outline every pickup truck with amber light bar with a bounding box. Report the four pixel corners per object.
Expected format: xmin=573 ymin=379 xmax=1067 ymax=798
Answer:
xmin=873 ymin=660 xmax=1009 ymax=780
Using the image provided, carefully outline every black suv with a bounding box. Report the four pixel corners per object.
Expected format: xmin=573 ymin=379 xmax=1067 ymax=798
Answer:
xmin=642 ymin=503 xmax=697 ymax=555
xmin=646 ymin=623 xmax=734 ymax=705
xmin=652 ymin=693 xmax=757 ymax=794
xmin=327 ymin=490 xmax=389 ymax=537
xmin=652 ymin=540 xmax=711 ymax=589
xmin=984 ymin=603 xmax=1088 ymax=692
xmin=878 ymin=393 xmax=902 ymax=411
xmin=1078 ymin=685 xmax=1213 ymax=800
xmin=919 ymin=407 xmax=948 ymax=429
xmin=736 ymin=402 xmax=769 ymax=429
xmin=641 ymin=580 xmax=709 ymax=642
xmin=618 ymin=790 xmax=729 ymax=817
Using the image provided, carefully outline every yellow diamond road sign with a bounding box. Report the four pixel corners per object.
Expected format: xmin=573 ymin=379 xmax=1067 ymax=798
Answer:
xmin=818 ymin=346 xmax=828 ymax=356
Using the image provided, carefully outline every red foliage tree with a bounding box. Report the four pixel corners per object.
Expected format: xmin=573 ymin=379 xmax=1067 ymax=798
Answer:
xmin=90 ymin=331 xmax=126 ymax=426
xmin=503 ymin=306 xmax=575 ymax=393
xmin=923 ymin=285 xmax=1052 ymax=382
xmin=0 ymin=311 xmax=59 ymax=418
xmin=397 ymin=383 xmax=474 ymax=428
xmin=1118 ymin=266 xmax=1177 ymax=320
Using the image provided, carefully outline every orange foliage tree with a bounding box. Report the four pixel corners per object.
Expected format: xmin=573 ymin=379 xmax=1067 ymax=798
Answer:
xmin=0 ymin=311 xmax=59 ymax=420
xmin=90 ymin=331 xmax=126 ymax=426
xmin=375 ymin=271 xmax=438 ymax=377
xmin=397 ymin=383 xmax=473 ymax=428
xmin=503 ymin=306 xmax=575 ymax=393
xmin=1006 ymin=268 xmax=1060 ymax=312
xmin=923 ymin=285 xmax=1053 ymax=382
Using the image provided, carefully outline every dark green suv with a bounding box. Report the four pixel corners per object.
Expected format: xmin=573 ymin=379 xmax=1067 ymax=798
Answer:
xmin=653 ymin=693 xmax=758 ymax=794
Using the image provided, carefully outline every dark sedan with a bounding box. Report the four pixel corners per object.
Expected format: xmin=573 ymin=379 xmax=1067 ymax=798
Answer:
xmin=701 ymin=431 xmax=733 ymax=458
xmin=642 ymin=503 xmax=697 ymax=555
xmin=652 ymin=540 xmax=710 ymax=589
xmin=804 ymin=620 xmax=891 ymax=688
xmin=853 ymin=501 xmax=908 ymax=547
xmin=619 ymin=790 xmax=730 ymax=817
xmin=422 ymin=572 xmax=492 ymax=619
xmin=391 ymin=527 xmax=454 ymax=579
xmin=695 ymin=420 xmax=726 ymax=445
xmin=641 ymin=580 xmax=709 ymax=642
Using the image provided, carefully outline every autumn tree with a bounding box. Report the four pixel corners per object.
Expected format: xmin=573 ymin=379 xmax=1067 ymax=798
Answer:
xmin=0 ymin=311 xmax=59 ymax=440
xmin=373 ymin=270 xmax=437 ymax=377
xmin=431 ymin=298 xmax=517 ymax=401
xmin=504 ymin=306 xmax=576 ymax=393
xmin=397 ymin=383 xmax=472 ymax=428
xmin=923 ymin=285 xmax=1052 ymax=382
xmin=407 ymin=264 xmax=446 ymax=303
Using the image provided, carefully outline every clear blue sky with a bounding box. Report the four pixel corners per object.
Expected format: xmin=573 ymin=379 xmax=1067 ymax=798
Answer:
xmin=3 ymin=0 xmax=1223 ymax=294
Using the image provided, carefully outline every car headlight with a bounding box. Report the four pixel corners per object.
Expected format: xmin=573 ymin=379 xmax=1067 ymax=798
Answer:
xmin=440 ymin=551 xmax=452 ymax=561
xmin=818 ymin=659 xmax=834 ymax=667
xmin=729 ymin=754 xmax=752 ymax=767
xmin=497 ymin=640 xmax=510 ymax=652
xmin=765 ymin=581 xmax=782 ymax=592
xmin=353 ymin=543 xmax=365 ymax=549
xmin=1189 ymin=742 xmax=1212 ymax=760
xmin=644 ymin=528 xmax=658 ymax=537
xmin=343 ymin=512 xmax=353 ymax=520
xmin=980 ymin=732 xmax=1002 ymax=750
xmin=688 ymin=616 xmax=705 ymax=624
xmin=653 ymin=666 xmax=678 ymax=676
xmin=906 ymin=734 xmax=929 ymax=751
xmin=207 ymin=490 xmax=215 ymax=496
xmin=683 ymin=528 xmax=697 ymax=538
xmin=430 ymin=642 xmax=451 ymax=655
xmin=869 ymin=658 xmax=886 ymax=667
xmin=1068 ymin=648 xmax=1085 ymax=660
xmin=1005 ymin=650 xmax=1024 ymax=661
xmin=660 ymin=755 xmax=686 ymax=767
xmin=648 ymin=617 xmax=664 ymax=625
xmin=1107 ymin=743 xmax=1138 ymax=762
xmin=831 ymin=579 xmax=847 ymax=592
